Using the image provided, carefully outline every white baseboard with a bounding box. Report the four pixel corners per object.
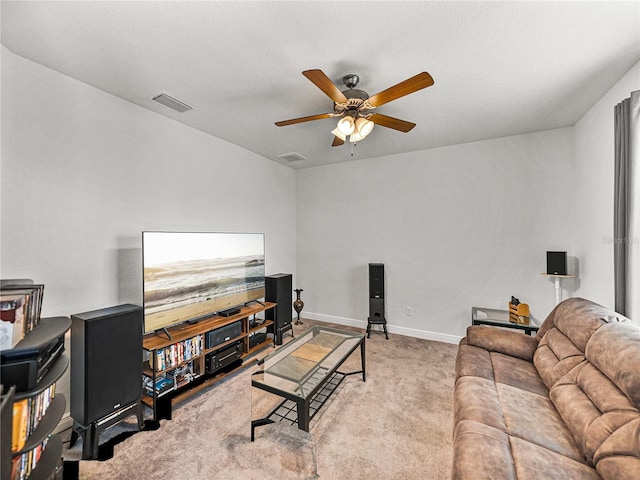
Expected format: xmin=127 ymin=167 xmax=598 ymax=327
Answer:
xmin=303 ymin=311 xmax=462 ymax=345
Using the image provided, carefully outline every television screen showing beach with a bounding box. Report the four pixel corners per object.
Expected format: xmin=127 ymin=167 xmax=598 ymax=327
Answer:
xmin=143 ymin=232 xmax=265 ymax=333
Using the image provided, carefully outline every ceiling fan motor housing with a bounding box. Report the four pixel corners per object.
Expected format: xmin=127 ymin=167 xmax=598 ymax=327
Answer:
xmin=341 ymin=74 xmax=369 ymax=102
xmin=342 ymin=74 xmax=359 ymax=89
xmin=342 ymin=88 xmax=369 ymax=101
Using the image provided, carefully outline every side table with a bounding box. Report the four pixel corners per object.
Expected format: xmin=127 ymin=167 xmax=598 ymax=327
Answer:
xmin=471 ymin=306 xmax=539 ymax=336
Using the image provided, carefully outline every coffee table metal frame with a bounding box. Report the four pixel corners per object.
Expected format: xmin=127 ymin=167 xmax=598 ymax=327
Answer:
xmin=250 ymin=326 xmax=365 ymax=441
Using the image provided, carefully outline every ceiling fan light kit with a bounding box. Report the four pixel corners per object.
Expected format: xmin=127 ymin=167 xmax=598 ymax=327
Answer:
xmin=355 ymin=117 xmax=374 ymax=137
xmin=331 ymin=127 xmax=346 ymax=142
xmin=337 ymin=115 xmax=356 ymax=136
xmin=275 ymin=69 xmax=434 ymax=149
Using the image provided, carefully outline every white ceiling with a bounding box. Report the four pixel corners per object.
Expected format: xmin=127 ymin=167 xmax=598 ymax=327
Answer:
xmin=2 ymin=1 xmax=639 ymax=169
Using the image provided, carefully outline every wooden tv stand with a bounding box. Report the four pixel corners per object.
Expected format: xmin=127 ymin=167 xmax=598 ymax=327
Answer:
xmin=141 ymin=302 xmax=276 ymax=421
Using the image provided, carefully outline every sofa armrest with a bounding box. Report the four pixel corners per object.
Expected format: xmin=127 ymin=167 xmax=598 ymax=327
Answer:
xmin=466 ymin=326 xmax=538 ymax=362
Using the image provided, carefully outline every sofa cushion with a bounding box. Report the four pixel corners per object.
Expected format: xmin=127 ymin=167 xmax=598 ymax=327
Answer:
xmin=454 ymin=376 xmax=506 ymax=432
xmin=456 ymin=341 xmax=548 ymax=396
xmin=498 ymin=382 xmax=584 ymax=461
xmin=532 ymin=298 xmax=620 ymax=391
xmin=593 ymin=418 xmax=640 ymax=480
xmin=454 ymin=376 xmax=582 ymax=461
xmin=510 ymin=436 xmax=602 ymax=480
xmin=452 ymin=420 xmax=516 ymax=480
xmin=550 ymin=361 xmax=639 ymax=463
xmin=467 ymin=325 xmax=538 ymax=361
xmin=534 ymin=330 xmax=585 ymax=392
xmin=455 ymin=343 xmax=494 ymax=381
xmin=585 ymin=321 xmax=640 ymax=407
xmin=551 ymin=299 xmax=619 ymax=352
xmin=452 ymin=420 xmax=601 ymax=480
xmin=492 ymin=350 xmax=548 ymax=397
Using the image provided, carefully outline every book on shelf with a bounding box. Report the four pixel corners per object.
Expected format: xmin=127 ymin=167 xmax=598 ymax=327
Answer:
xmin=143 ymin=375 xmax=174 ymax=396
xmin=11 ymin=436 xmax=48 ymax=480
xmin=11 ymin=399 xmax=28 ymax=453
xmin=0 ymin=294 xmax=26 ymax=350
xmin=0 ymin=283 xmax=45 ymax=337
xmin=11 ymin=383 xmax=56 ymax=453
xmin=150 ymin=334 xmax=203 ymax=372
xmin=166 ymin=362 xmax=195 ymax=389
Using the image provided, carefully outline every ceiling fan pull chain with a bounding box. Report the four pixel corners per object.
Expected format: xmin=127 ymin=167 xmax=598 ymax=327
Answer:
xmin=351 ymin=142 xmax=355 ymax=156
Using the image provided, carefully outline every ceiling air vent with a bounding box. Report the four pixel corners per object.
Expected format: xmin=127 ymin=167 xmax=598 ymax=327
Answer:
xmin=151 ymin=92 xmax=195 ymax=113
xmin=276 ymin=152 xmax=307 ymax=163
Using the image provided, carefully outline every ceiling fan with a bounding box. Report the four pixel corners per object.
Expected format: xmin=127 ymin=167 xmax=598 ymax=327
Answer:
xmin=275 ymin=69 xmax=434 ymax=147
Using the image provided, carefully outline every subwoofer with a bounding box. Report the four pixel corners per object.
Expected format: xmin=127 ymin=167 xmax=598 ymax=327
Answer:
xmin=70 ymin=304 xmax=143 ymax=426
xmin=265 ymin=273 xmax=293 ymax=345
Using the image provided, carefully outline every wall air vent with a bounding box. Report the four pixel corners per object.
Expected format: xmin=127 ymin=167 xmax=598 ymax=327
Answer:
xmin=151 ymin=92 xmax=195 ymax=113
xmin=276 ymin=152 xmax=307 ymax=163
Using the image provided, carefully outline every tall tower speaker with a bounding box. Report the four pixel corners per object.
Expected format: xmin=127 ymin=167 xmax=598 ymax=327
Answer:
xmin=265 ymin=273 xmax=293 ymax=345
xmin=71 ymin=304 xmax=143 ymax=426
xmin=368 ymin=263 xmax=388 ymax=339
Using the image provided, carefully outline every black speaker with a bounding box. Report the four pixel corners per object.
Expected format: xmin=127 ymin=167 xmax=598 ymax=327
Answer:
xmin=265 ymin=273 xmax=292 ymax=345
xmin=369 ymin=263 xmax=384 ymax=299
xmin=71 ymin=304 xmax=142 ymax=426
xmin=205 ymin=321 xmax=242 ymax=349
xmin=546 ymin=251 xmax=567 ymax=275
xmin=367 ymin=264 xmax=388 ymax=339
xmin=369 ymin=298 xmax=385 ymax=320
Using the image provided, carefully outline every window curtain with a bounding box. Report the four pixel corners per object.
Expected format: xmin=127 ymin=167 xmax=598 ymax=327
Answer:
xmin=614 ymin=90 xmax=640 ymax=320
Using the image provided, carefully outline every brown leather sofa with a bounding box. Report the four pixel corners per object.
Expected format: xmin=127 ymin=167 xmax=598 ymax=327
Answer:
xmin=452 ymin=297 xmax=640 ymax=480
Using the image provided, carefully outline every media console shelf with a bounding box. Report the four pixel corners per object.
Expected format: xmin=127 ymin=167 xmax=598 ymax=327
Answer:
xmin=142 ymin=302 xmax=276 ymax=421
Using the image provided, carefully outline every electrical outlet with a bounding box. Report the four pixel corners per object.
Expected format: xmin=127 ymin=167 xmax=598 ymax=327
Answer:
xmin=406 ymin=306 xmax=413 ymax=316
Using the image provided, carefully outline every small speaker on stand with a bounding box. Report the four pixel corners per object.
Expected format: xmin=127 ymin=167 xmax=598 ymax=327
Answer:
xmin=546 ymin=251 xmax=567 ymax=275
xmin=367 ymin=263 xmax=388 ymax=339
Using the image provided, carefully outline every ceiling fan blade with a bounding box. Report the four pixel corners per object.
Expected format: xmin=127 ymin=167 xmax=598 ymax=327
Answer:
xmin=275 ymin=113 xmax=333 ymax=127
xmin=366 ymin=72 xmax=434 ymax=108
xmin=332 ymin=135 xmax=345 ymax=147
xmin=302 ymin=69 xmax=348 ymax=104
xmin=369 ymin=113 xmax=416 ymax=133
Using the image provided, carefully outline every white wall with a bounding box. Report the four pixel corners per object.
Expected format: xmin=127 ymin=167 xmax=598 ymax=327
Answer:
xmin=296 ymin=129 xmax=574 ymax=342
xmin=0 ymin=46 xmax=297 ymax=318
xmin=573 ymin=61 xmax=640 ymax=309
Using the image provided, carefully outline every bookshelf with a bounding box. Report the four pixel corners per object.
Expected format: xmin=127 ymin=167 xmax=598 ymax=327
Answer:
xmin=0 ymin=316 xmax=70 ymax=480
xmin=142 ymin=302 xmax=276 ymax=421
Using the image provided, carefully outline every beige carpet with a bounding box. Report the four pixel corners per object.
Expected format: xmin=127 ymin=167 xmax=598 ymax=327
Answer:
xmin=65 ymin=320 xmax=458 ymax=479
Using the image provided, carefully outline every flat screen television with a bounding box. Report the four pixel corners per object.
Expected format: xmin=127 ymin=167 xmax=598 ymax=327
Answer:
xmin=142 ymin=231 xmax=265 ymax=335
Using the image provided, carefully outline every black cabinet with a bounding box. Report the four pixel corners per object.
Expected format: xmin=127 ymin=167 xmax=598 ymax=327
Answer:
xmin=0 ymin=316 xmax=70 ymax=480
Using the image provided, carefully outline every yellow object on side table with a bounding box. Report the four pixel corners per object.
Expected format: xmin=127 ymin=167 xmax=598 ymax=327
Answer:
xmin=509 ymin=302 xmax=530 ymax=325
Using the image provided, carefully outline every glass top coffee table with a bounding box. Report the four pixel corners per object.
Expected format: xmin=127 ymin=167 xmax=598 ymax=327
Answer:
xmin=251 ymin=326 xmax=365 ymax=440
